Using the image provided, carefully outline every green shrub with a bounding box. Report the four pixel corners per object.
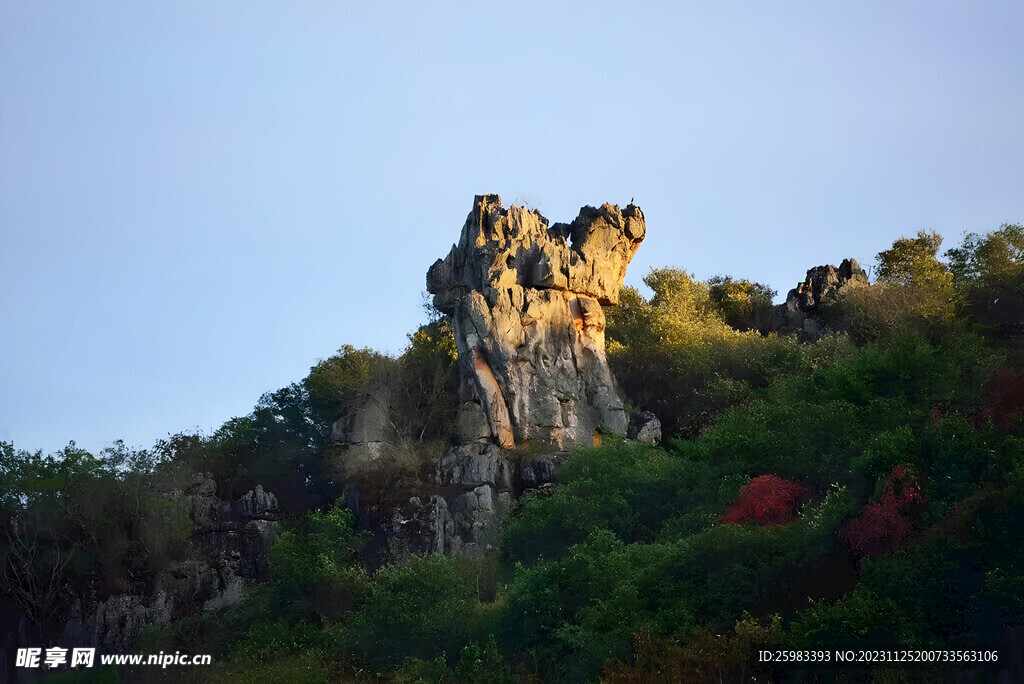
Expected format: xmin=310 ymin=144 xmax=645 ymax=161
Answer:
xmin=707 ymin=274 xmax=776 ymax=333
xmin=264 ymin=504 xmax=369 ymax=622
xmin=605 ymin=269 xmax=785 ymax=439
xmin=336 ymin=554 xmax=499 ymax=670
xmin=503 ymin=442 xmax=711 ymax=563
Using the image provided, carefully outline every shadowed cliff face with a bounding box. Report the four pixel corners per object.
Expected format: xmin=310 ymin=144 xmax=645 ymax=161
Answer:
xmin=773 ymin=258 xmax=870 ymax=340
xmin=427 ymin=195 xmax=645 ymax=450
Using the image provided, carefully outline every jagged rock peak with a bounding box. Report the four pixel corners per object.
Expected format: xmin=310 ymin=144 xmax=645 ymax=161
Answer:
xmin=427 ymin=194 xmax=645 ymax=314
xmin=793 ymin=257 xmax=869 ymax=312
xmin=772 ymin=257 xmax=871 ymax=340
xmin=426 ymin=195 xmax=645 ymax=450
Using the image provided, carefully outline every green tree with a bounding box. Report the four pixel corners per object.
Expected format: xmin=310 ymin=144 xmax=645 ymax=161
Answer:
xmin=250 ymin=384 xmax=332 ymax=512
xmin=867 ymin=229 xmax=957 ymax=323
xmin=338 ymin=554 xmax=496 ymax=669
xmin=0 ymin=441 xmax=190 ymax=625
xmin=262 ymin=505 xmax=368 ymax=623
xmin=303 ymin=345 xmax=394 ymax=425
xmin=875 ymin=230 xmax=950 ymax=288
xmin=707 ymin=275 xmax=776 ymax=332
xmin=392 ymin=318 xmax=459 ymax=443
xmin=946 ymin=224 xmax=1024 ymax=333
xmin=947 ymin=224 xmax=1024 ymax=289
xmin=606 ymin=268 xmax=794 ymax=438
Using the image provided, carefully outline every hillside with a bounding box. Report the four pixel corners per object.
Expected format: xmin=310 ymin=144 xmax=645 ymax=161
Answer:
xmin=3 ymin=201 xmax=1024 ymax=682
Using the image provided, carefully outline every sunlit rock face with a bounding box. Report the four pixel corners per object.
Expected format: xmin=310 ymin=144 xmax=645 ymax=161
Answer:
xmin=427 ymin=195 xmax=645 ymax=450
xmin=792 ymin=258 xmax=869 ymax=312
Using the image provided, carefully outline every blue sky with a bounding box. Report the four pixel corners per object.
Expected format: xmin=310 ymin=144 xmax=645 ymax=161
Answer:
xmin=2 ymin=1 xmax=1022 ymax=454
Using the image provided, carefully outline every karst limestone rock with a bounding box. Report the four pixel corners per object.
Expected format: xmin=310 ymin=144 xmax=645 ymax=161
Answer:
xmin=327 ymin=195 xmax=645 ymax=565
xmin=427 ymin=194 xmax=645 ymax=450
xmin=330 ymin=377 xmax=395 ymax=479
xmin=774 ymin=258 xmax=869 ymax=338
xmin=56 ymin=474 xmax=281 ymax=653
xmin=792 ymin=258 xmax=869 ymax=312
xmin=628 ymin=411 xmax=662 ymax=445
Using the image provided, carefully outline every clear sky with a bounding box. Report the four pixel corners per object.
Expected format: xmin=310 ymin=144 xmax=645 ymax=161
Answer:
xmin=2 ymin=1 xmax=1022 ymax=455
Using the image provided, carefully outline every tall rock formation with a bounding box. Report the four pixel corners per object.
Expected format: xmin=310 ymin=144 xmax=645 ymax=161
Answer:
xmin=427 ymin=195 xmax=646 ymax=450
xmin=327 ymin=195 xmax=646 ymax=564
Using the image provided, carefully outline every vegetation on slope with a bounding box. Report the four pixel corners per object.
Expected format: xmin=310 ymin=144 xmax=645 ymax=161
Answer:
xmin=4 ymin=224 xmax=1024 ymax=681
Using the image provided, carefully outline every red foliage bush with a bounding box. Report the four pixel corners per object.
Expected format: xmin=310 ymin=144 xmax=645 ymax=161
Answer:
xmin=878 ymin=464 xmax=924 ymax=513
xmin=839 ymin=464 xmax=924 ymax=559
xmin=719 ymin=475 xmax=807 ymax=526
xmin=838 ymin=502 xmax=913 ymax=559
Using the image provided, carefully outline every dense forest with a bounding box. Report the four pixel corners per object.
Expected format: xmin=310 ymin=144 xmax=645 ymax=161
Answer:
xmin=4 ymin=224 xmax=1024 ymax=682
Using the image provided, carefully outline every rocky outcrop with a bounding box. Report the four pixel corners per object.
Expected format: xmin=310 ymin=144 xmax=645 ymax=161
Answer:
xmin=375 ymin=484 xmax=511 ymax=563
xmin=188 ymin=474 xmax=279 ymax=581
xmin=427 ymin=195 xmax=645 ymax=450
xmin=628 ymin=411 xmax=662 ymax=445
xmin=774 ymin=258 xmax=869 ymax=339
xmin=355 ymin=446 xmax=571 ymax=565
xmin=331 ymin=195 xmax=645 ymax=565
xmin=330 ymin=378 xmax=395 ymax=480
xmin=59 ymin=475 xmax=281 ymax=652
xmin=426 ymin=442 xmax=515 ymax=491
xmin=344 ymin=441 xmax=525 ymax=566
xmin=794 ymin=258 xmax=869 ymax=311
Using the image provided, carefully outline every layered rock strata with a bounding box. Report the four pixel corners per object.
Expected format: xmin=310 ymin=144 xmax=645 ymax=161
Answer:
xmin=427 ymin=195 xmax=645 ymax=450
